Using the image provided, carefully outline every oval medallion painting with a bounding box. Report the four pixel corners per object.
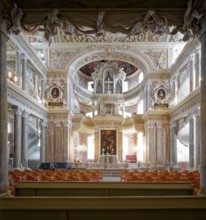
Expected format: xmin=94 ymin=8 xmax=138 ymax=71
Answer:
xmin=157 ymin=88 xmax=166 ymax=101
xmin=51 ymin=87 xmax=60 ymax=98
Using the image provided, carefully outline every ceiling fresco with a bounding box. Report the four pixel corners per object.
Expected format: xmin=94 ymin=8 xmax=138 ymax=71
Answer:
xmin=80 ymin=60 xmax=138 ymax=77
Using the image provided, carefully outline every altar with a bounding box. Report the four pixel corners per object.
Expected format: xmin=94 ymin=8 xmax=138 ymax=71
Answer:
xmin=98 ymin=155 xmax=118 ymax=164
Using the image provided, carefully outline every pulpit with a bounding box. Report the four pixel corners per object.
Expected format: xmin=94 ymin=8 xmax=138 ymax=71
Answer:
xmin=98 ymin=155 xmax=118 ymax=163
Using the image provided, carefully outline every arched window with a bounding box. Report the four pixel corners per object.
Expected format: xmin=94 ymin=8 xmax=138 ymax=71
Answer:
xmin=103 ymin=68 xmax=114 ymax=94
xmin=96 ymin=80 xmax=103 ymax=93
xmin=115 ymin=80 xmax=122 ymax=93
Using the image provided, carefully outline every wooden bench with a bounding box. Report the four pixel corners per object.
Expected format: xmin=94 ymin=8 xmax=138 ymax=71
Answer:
xmin=1 ymin=195 xmax=206 ymax=220
xmin=15 ymin=182 xmax=194 ymax=196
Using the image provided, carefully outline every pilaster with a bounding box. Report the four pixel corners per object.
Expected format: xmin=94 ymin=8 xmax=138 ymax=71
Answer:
xmin=94 ymin=128 xmax=99 ymax=162
xmin=63 ymin=120 xmax=71 ymax=162
xmin=117 ymin=128 xmax=123 ymax=163
xmin=55 ymin=121 xmax=62 ymax=162
xmin=13 ymin=107 xmax=22 ymax=168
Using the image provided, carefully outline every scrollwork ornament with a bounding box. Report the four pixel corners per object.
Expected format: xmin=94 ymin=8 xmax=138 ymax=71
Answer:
xmin=144 ymin=49 xmax=167 ymax=70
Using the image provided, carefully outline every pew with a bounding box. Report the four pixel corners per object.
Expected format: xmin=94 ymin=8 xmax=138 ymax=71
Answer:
xmin=15 ymin=182 xmax=194 ymax=197
xmin=1 ymin=195 xmax=206 ymax=220
xmin=1 ymin=182 xmax=206 ymax=220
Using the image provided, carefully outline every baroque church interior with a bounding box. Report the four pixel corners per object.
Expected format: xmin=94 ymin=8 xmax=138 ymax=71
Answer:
xmin=1 ymin=0 xmax=206 ymax=219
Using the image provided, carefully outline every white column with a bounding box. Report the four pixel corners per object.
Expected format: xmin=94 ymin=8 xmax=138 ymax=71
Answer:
xmin=69 ymin=129 xmax=75 ymax=162
xmin=177 ymin=75 xmax=180 ymax=90
xmin=169 ymin=122 xmax=177 ymax=164
xmin=174 ymin=78 xmax=178 ymax=104
xmin=189 ymin=59 xmax=194 ymax=92
xmin=21 ymin=110 xmax=28 ymax=167
xmin=44 ymin=48 xmax=49 ymax=67
xmin=195 ymin=109 xmax=200 ymax=169
xmin=0 ymin=14 xmax=9 ymax=194
xmin=21 ymin=54 xmax=27 ymax=90
xmin=118 ymin=128 xmax=123 ymax=163
xmin=171 ymin=80 xmax=176 ymax=100
xmin=147 ymin=84 xmax=152 ymax=110
xmin=40 ymin=119 xmax=46 ymax=162
xmin=15 ymin=47 xmax=22 ymax=87
xmin=146 ymin=122 xmax=155 ymax=164
xmin=144 ymin=123 xmax=149 ymax=162
xmin=200 ymin=23 xmax=206 ymax=195
xmin=189 ymin=114 xmax=195 ymax=170
xmin=41 ymin=78 xmax=46 ymax=102
xmin=13 ymin=107 xmax=22 ymax=168
xmin=195 ymin=52 xmax=200 ymax=88
xmin=122 ymin=103 xmax=125 ymax=118
xmin=34 ymin=73 xmax=39 ymax=98
xmin=153 ymin=122 xmax=157 ymax=166
xmin=44 ymin=121 xmax=48 ymax=162
xmin=143 ymin=85 xmax=148 ymax=112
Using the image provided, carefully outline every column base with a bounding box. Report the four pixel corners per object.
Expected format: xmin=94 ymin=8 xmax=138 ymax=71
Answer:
xmin=198 ymin=189 xmax=206 ymax=196
xmin=0 ymin=191 xmax=12 ymax=197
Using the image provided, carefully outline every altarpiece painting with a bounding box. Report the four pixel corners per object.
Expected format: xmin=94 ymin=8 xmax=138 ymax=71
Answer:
xmin=100 ymin=130 xmax=116 ymax=155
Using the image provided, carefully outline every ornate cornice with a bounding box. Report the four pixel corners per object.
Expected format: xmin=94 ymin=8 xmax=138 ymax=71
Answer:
xmin=47 ymin=70 xmax=68 ymax=78
xmin=57 ymin=30 xmax=178 ymax=43
xmin=48 ymin=111 xmax=71 ymax=120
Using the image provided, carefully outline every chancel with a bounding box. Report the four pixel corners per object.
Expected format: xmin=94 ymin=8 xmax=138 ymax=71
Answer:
xmin=1 ymin=0 xmax=206 ymax=219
